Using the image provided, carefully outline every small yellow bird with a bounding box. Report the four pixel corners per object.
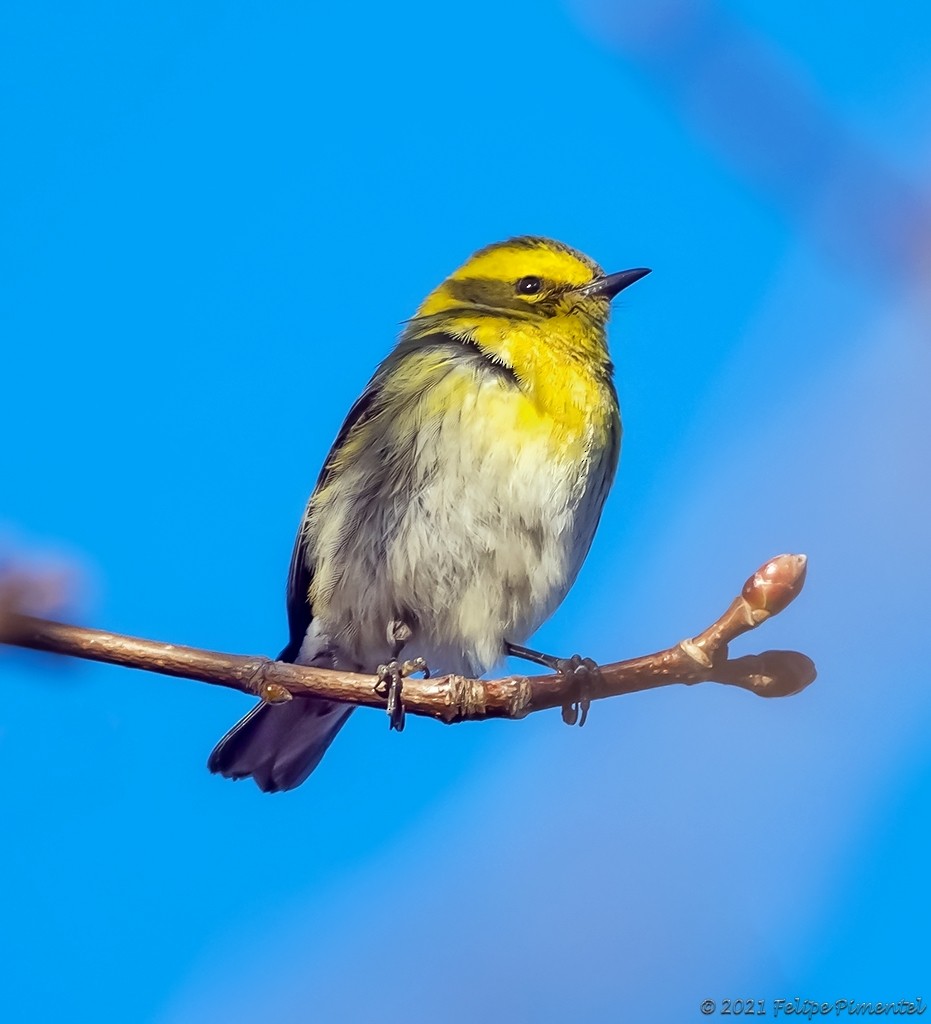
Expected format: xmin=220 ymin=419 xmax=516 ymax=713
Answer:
xmin=209 ymin=236 xmax=649 ymax=791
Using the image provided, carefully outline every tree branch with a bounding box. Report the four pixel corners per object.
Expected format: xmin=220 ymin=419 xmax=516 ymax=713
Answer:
xmin=0 ymin=554 xmax=815 ymax=723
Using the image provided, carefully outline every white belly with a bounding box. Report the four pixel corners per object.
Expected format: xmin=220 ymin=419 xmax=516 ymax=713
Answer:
xmin=305 ymin=368 xmax=612 ymax=677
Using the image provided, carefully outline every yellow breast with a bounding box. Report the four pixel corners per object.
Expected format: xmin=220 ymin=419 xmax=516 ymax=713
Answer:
xmin=467 ymin=314 xmax=618 ymax=460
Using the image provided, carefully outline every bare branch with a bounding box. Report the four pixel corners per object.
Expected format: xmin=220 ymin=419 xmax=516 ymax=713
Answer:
xmin=0 ymin=554 xmax=815 ymax=722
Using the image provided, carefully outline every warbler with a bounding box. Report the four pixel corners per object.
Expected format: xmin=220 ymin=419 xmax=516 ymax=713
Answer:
xmin=208 ymin=236 xmax=649 ymax=791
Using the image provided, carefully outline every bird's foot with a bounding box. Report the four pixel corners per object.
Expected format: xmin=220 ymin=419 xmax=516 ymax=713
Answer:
xmin=505 ymin=641 xmax=599 ymax=727
xmin=555 ymin=654 xmax=599 ymax=728
xmin=374 ymin=657 xmax=429 ymax=732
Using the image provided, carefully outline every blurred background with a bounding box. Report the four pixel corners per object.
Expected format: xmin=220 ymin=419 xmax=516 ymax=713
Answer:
xmin=2 ymin=1 xmax=930 ymax=1020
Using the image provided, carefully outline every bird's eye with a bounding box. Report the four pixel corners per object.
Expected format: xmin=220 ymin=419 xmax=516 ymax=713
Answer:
xmin=515 ymin=276 xmax=543 ymax=295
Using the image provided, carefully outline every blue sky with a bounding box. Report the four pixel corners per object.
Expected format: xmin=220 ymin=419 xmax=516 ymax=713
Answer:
xmin=2 ymin=2 xmax=930 ymax=1021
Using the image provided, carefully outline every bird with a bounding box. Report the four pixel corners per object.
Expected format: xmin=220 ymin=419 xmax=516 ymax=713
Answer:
xmin=208 ymin=236 xmax=649 ymax=791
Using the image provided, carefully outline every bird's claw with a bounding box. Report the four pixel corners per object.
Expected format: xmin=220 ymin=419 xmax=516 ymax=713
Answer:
xmin=556 ymin=655 xmax=598 ymax=727
xmin=374 ymin=657 xmax=429 ymax=732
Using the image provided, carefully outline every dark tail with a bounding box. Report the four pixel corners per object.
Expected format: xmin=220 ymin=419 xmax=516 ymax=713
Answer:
xmin=207 ymin=696 xmax=353 ymax=793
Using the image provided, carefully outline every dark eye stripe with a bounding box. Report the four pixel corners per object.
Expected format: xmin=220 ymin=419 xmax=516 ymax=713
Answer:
xmin=446 ymin=276 xmax=546 ymax=315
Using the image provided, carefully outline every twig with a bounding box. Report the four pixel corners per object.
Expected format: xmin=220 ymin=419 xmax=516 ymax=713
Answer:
xmin=0 ymin=554 xmax=815 ymax=722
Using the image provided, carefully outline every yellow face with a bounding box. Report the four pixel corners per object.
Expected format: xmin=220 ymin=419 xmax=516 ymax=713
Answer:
xmin=416 ymin=236 xmax=611 ymax=325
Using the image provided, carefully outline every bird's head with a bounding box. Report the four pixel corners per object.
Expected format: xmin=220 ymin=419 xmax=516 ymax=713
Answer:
xmin=409 ymin=237 xmax=651 ymax=382
xmin=409 ymin=236 xmax=649 ymax=374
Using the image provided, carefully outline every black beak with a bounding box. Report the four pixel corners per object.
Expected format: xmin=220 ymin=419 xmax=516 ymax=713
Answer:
xmin=579 ymin=267 xmax=651 ymax=300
